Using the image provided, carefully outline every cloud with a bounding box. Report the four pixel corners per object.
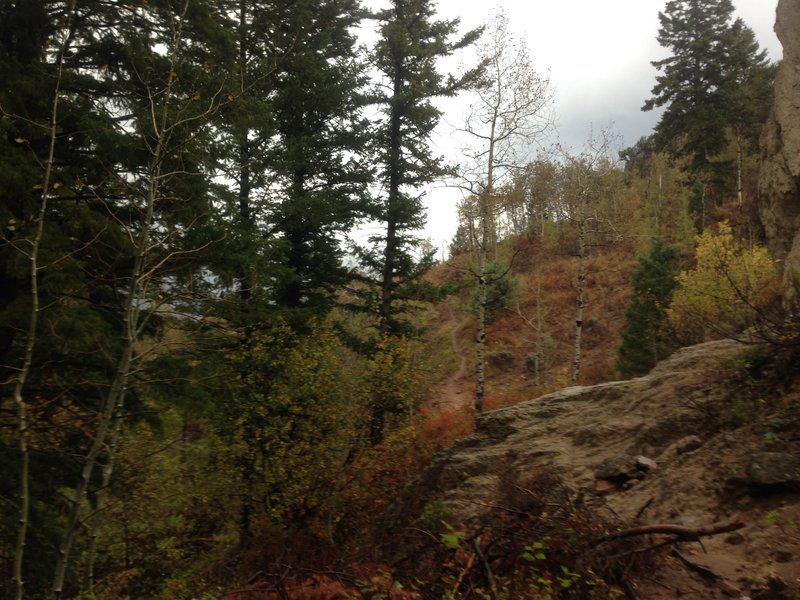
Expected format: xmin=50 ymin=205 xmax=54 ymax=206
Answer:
xmin=364 ymin=0 xmax=781 ymax=248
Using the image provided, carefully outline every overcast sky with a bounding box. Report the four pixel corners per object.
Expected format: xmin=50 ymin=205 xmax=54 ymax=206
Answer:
xmin=358 ymin=0 xmax=782 ymax=255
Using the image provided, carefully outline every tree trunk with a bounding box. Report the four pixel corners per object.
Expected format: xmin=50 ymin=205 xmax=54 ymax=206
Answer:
xmin=475 ymin=108 xmax=498 ymax=412
xmin=371 ymin=56 xmax=406 ymax=442
xmin=378 ymin=66 xmax=404 ymax=337
xmin=735 ymin=124 xmax=744 ymax=207
xmin=51 ymin=4 xmax=189 ymax=597
xmin=655 ymin=172 xmax=663 ymax=236
xmin=12 ymin=6 xmax=75 ymax=596
xmin=51 ymin=298 xmax=135 ymax=599
xmin=571 ymin=216 xmax=586 ymax=385
xmin=237 ymin=447 xmax=256 ymax=546
xmin=700 ymin=182 xmax=707 ymax=231
xmin=535 ymin=278 xmax=543 ymax=386
xmin=84 ymin=407 xmax=123 ymax=593
xmin=237 ymin=0 xmax=254 ymax=308
xmin=475 ymin=236 xmax=487 ymax=412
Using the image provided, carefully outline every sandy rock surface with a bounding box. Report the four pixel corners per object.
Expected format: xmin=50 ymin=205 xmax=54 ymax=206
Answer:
xmin=389 ymin=339 xmax=800 ymax=598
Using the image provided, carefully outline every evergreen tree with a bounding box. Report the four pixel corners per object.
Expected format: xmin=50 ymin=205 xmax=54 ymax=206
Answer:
xmin=643 ymin=0 xmax=773 ymax=176
xmin=207 ymin=0 xmax=373 ymax=543
xmin=210 ymin=1 xmax=372 ymax=332
xmin=0 ymin=3 xmax=143 ymax=592
xmin=212 ymin=0 xmax=279 ymax=321
xmin=267 ymin=0 xmax=371 ymax=323
xmin=616 ymin=240 xmax=679 ymax=377
xmin=353 ymin=0 xmax=483 ymax=443
xmin=0 ymin=1 xmax=235 ymax=595
xmin=721 ymin=18 xmax=775 ymax=152
xmin=363 ymin=0 xmax=483 ymax=337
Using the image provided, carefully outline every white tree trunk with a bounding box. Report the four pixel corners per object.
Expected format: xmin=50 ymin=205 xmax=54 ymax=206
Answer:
xmin=736 ymin=124 xmax=744 ymax=207
xmin=571 ymin=216 xmax=586 ymax=385
xmin=11 ymin=5 xmax=75 ymax=596
xmin=535 ymin=278 xmax=543 ymax=385
xmin=83 ymin=407 xmax=123 ymax=594
xmin=51 ymin=4 xmax=191 ymax=596
xmin=475 ymin=134 xmax=496 ymax=412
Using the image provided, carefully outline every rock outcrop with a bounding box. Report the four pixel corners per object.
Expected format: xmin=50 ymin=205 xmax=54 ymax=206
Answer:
xmin=390 ymin=340 xmax=743 ymax=525
xmin=385 ymin=339 xmax=800 ymax=598
xmin=759 ymin=0 xmax=800 ymax=308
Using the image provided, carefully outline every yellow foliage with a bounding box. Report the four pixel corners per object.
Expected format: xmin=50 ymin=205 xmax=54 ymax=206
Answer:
xmin=366 ymin=335 xmax=427 ymax=420
xmin=667 ymin=222 xmax=778 ymax=341
xmin=235 ymin=319 xmax=362 ymax=527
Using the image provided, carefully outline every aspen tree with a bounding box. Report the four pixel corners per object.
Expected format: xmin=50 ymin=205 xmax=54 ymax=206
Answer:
xmin=459 ymin=12 xmax=552 ymax=411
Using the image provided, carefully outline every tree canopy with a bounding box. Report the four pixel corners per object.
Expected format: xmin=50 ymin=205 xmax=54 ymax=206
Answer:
xmin=643 ymin=0 xmax=773 ymax=177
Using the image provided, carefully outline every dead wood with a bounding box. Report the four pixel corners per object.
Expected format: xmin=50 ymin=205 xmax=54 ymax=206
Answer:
xmin=595 ymin=515 xmax=745 ymax=545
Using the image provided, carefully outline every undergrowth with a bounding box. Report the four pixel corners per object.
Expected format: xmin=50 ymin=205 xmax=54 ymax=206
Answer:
xmin=221 ymin=469 xmax=666 ymax=599
xmin=381 ymin=470 xmax=660 ymax=599
xmin=716 ymin=342 xmax=800 ymax=432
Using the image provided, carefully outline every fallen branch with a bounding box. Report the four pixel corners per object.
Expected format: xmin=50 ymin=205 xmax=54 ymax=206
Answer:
xmin=606 ymin=537 xmax=677 ymax=560
xmin=452 ymin=547 xmax=477 ymax=596
xmin=595 ymin=515 xmax=745 ymax=545
xmin=472 ymin=537 xmax=499 ymax=600
xmin=620 ymin=579 xmax=643 ymax=600
xmin=634 ymin=497 xmax=654 ymax=521
xmin=671 ymin=548 xmax=722 ymax=580
xmin=672 ymin=549 xmax=742 ymax=596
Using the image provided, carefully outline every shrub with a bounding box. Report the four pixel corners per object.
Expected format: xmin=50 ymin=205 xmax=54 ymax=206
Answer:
xmin=667 ymin=222 xmax=778 ymax=343
xmin=470 ymin=260 xmax=519 ymax=323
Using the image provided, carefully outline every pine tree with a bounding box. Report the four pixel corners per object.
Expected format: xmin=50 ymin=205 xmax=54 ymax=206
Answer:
xmin=212 ymin=0 xmax=279 ymax=320
xmin=267 ymin=0 xmax=371 ymax=323
xmin=616 ymin=240 xmax=679 ymax=377
xmin=0 ymin=1 xmax=235 ymax=595
xmin=364 ymin=0 xmax=483 ymax=338
xmin=643 ymin=0 xmax=773 ymax=177
xmin=0 ymin=3 xmax=143 ymax=592
xmin=720 ymin=18 xmax=775 ymax=205
xmin=353 ymin=0 xmax=483 ymax=443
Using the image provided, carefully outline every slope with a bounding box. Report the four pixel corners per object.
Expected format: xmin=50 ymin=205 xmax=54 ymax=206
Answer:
xmin=424 ymin=236 xmax=639 ymax=412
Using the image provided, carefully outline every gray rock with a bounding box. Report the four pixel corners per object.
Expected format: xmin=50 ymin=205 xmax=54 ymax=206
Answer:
xmin=759 ymin=0 xmax=800 ymax=309
xmin=596 ymin=454 xmax=638 ymax=480
xmin=636 ymin=455 xmax=658 ymax=472
xmin=675 ymin=435 xmax=704 ymax=454
xmin=637 ymin=415 xmax=702 ymax=448
xmin=594 ymin=479 xmax=618 ymax=495
xmin=745 ymin=452 xmax=800 ymax=487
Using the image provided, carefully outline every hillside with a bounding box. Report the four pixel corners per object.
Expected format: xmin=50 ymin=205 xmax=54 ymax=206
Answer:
xmin=1 ymin=1 xmax=793 ymax=597
xmin=423 ymin=237 xmax=639 ymax=412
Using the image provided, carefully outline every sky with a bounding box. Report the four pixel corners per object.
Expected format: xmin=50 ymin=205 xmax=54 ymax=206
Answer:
xmin=357 ymin=0 xmax=782 ymax=257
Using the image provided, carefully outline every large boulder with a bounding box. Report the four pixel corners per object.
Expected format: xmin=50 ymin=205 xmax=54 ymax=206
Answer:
xmin=380 ymin=339 xmax=800 ymax=597
xmin=759 ymin=0 xmax=800 ymax=308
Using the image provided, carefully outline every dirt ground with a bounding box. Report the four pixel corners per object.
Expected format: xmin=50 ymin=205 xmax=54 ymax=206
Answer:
xmin=425 ymin=301 xmax=471 ymax=414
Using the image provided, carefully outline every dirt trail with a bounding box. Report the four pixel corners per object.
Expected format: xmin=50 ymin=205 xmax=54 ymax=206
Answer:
xmin=426 ymin=302 xmax=471 ymax=413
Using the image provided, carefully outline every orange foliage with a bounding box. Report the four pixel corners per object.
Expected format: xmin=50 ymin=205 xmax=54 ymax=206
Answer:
xmin=416 ymin=407 xmax=475 ymax=448
xmin=335 ymin=407 xmax=475 ymax=542
xmin=224 ymin=565 xmax=417 ymax=599
xmin=436 ymin=242 xmax=638 ymax=397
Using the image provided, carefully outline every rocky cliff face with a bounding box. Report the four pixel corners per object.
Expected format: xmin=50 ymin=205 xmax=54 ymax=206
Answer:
xmin=759 ymin=0 xmax=800 ymax=308
xmin=384 ymin=339 xmax=800 ymax=598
